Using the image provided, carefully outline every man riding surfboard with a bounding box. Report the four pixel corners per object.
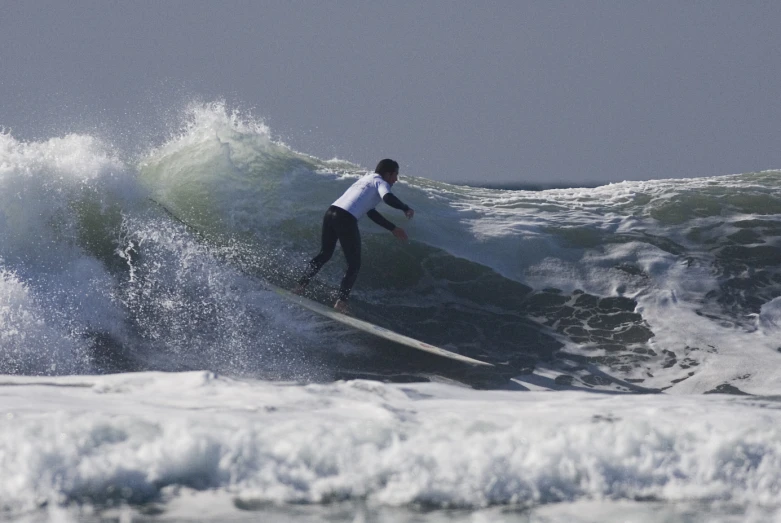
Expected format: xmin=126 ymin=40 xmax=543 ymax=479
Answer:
xmin=294 ymin=159 xmax=414 ymax=312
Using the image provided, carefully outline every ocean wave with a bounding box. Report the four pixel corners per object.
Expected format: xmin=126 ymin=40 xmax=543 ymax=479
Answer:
xmin=1 ymin=103 xmax=780 ymax=394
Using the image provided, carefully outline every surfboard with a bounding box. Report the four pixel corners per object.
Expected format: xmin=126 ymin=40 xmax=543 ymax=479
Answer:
xmin=267 ymin=283 xmax=493 ymax=367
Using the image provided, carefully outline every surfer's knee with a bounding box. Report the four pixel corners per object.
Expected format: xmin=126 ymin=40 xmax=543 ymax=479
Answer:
xmin=343 ymin=242 xmax=361 ymax=272
xmin=346 ymin=257 xmax=361 ymax=275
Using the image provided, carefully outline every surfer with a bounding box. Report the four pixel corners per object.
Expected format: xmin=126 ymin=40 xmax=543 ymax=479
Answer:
xmin=294 ymin=159 xmax=414 ymax=312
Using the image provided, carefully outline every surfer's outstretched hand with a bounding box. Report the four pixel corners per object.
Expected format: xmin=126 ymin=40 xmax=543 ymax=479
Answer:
xmin=392 ymin=227 xmax=408 ymax=242
xmin=405 ymin=208 xmax=414 ymax=219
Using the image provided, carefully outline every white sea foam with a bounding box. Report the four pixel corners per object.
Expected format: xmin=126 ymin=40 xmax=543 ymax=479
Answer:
xmin=0 ymin=268 xmax=85 ymax=374
xmin=1 ymin=372 xmax=781 ymax=518
xmin=758 ymin=297 xmax=781 ymax=334
xmin=0 ymin=132 xmax=140 ymax=375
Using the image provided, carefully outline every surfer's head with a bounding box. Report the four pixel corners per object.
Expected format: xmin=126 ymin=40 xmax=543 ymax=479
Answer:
xmin=375 ymin=159 xmax=399 ymax=186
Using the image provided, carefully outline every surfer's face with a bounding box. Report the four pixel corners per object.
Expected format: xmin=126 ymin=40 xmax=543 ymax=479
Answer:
xmin=384 ymin=171 xmax=399 ymax=186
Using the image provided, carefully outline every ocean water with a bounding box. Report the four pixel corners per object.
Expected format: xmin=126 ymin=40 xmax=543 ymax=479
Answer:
xmin=1 ymin=102 xmax=781 ymax=522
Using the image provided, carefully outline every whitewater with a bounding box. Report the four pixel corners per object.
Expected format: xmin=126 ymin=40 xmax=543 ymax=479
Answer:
xmin=2 ymin=103 xmax=781 ymax=522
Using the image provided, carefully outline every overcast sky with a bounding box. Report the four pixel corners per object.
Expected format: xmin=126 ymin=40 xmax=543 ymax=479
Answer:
xmin=1 ymin=1 xmax=780 ymax=185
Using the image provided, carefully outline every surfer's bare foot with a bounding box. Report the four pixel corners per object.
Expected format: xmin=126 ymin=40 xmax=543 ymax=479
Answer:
xmin=292 ymin=284 xmax=306 ymax=295
xmin=333 ymin=300 xmax=349 ymax=313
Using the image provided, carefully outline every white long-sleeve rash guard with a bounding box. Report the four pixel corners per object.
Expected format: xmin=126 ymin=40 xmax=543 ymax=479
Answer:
xmin=332 ymin=173 xmax=409 ymax=230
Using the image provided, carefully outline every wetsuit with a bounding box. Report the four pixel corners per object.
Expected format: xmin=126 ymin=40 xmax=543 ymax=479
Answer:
xmin=298 ymin=173 xmax=410 ymax=302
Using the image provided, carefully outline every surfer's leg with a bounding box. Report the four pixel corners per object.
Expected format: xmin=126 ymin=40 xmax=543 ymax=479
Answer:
xmin=297 ymin=208 xmax=339 ymax=287
xmin=337 ymin=218 xmax=361 ymax=303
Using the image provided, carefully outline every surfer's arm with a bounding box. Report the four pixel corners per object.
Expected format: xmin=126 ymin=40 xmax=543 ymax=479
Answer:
xmin=366 ymin=209 xmax=396 ymax=231
xmin=368 ymin=209 xmax=409 ymax=241
xmin=382 ymin=193 xmax=410 ymax=212
xmin=376 ymin=179 xmax=414 ymax=218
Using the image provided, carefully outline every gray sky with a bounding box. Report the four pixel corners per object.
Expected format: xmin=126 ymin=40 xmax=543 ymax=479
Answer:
xmin=1 ymin=1 xmax=780 ymax=185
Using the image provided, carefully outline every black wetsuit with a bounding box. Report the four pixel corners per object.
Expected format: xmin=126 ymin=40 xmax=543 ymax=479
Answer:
xmin=298 ymin=186 xmax=409 ymax=302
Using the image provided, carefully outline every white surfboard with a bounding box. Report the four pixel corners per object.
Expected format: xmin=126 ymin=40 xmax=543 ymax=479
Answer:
xmin=268 ymin=283 xmax=493 ymax=367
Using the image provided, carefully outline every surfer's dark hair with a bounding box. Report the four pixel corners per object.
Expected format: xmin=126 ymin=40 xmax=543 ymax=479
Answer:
xmin=375 ymin=159 xmax=399 ymax=176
